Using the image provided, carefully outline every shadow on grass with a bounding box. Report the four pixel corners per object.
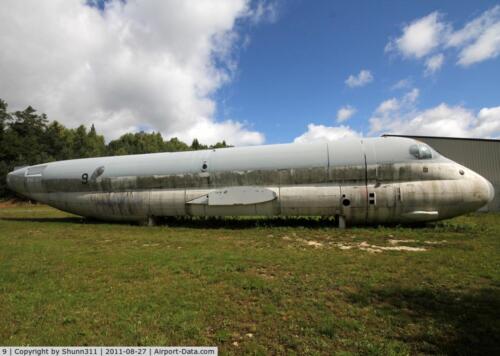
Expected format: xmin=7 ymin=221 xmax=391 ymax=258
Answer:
xmin=347 ymin=286 xmax=500 ymax=355
xmin=1 ymin=215 xmax=341 ymax=229
xmin=161 ymin=216 xmax=345 ymax=229
xmin=1 ymin=216 xmax=104 ymax=224
xmin=0 ymin=214 xmax=482 ymax=231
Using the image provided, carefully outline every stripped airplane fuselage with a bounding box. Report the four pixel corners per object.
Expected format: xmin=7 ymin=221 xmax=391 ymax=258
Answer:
xmin=6 ymin=137 xmax=494 ymax=225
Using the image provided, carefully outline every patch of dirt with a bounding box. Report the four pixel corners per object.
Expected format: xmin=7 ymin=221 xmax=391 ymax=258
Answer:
xmin=388 ymin=238 xmax=448 ymax=246
xmin=253 ymin=267 xmax=276 ymax=280
xmin=376 ymin=245 xmax=427 ymax=252
xmin=424 ymin=240 xmax=448 ymax=245
xmin=296 ymin=238 xmax=324 ymax=248
xmin=333 ymin=241 xmax=427 ymax=253
xmin=335 ymin=243 xmax=355 ymax=250
xmin=0 ymin=199 xmax=19 ymax=208
xmin=358 ymin=241 xmax=384 ymax=253
xmin=388 ymin=239 xmax=416 ymax=245
xmin=0 ymin=198 xmax=39 ymax=208
xmin=305 ymin=240 xmax=323 ymax=247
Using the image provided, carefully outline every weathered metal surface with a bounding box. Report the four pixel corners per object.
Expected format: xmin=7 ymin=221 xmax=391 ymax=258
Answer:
xmin=384 ymin=134 xmax=500 ymax=212
xmin=6 ymin=136 xmax=495 ymax=225
xmin=280 ymin=185 xmax=341 ymax=216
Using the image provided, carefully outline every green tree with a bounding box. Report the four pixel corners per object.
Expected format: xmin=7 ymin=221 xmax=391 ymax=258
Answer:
xmin=5 ymin=106 xmax=50 ymax=165
xmin=72 ymin=125 xmax=89 ymax=158
xmin=0 ymin=99 xmax=12 ymax=197
xmin=191 ymin=138 xmax=200 ymax=150
xmin=0 ymin=99 xmax=8 ymax=143
xmin=108 ymin=132 xmax=169 ymax=155
xmin=190 ymin=138 xmax=208 ymax=150
xmin=0 ymin=104 xmax=50 ymax=197
xmin=86 ymin=124 xmax=106 ymax=157
xmin=44 ymin=121 xmax=74 ymax=160
xmin=164 ymin=137 xmax=189 ymax=152
xmin=211 ymin=140 xmax=232 ymax=149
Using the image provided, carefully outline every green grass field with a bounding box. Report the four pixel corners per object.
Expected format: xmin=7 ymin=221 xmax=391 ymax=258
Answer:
xmin=0 ymin=205 xmax=499 ymax=354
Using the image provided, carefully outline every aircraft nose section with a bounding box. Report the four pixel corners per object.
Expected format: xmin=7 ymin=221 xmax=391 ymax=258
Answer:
xmin=485 ymin=179 xmax=495 ymax=204
xmin=6 ymin=167 xmax=27 ymax=194
xmin=476 ymin=175 xmax=495 ymax=208
xmin=6 ymin=172 xmax=12 ymax=190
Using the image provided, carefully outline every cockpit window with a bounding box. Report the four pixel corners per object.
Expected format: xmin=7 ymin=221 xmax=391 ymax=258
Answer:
xmin=26 ymin=165 xmax=47 ymax=176
xmin=409 ymin=144 xmax=433 ymax=159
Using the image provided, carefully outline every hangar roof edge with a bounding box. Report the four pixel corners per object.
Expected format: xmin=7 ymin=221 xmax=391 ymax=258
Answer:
xmin=382 ymin=134 xmax=500 ymax=143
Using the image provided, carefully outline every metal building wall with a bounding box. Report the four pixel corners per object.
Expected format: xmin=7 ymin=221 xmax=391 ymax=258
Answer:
xmin=383 ymin=135 xmax=500 ymax=212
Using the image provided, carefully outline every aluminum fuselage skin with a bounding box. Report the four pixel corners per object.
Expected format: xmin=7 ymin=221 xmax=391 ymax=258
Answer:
xmin=6 ymin=137 xmax=494 ymax=225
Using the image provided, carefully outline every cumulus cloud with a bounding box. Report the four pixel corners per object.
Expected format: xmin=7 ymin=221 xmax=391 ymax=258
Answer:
xmin=386 ymin=6 xmax=500 ymax=71
xmin=370 ymin=88 xmax=419 ymax=134
xmin=376 ymin=98 xmax=400 ymax=115
xmin=386 ymin=12 xmax=448 ymax=59
xmin=375 ymin=88 xmax=419 ymax=116
xmin=345 ymin=70 xmax=373 ymax=88
xmin=447 ymin=5 xmax=500 ymax=66
xmin=168 ymin=118 xmax=264 ymax=146
xmin=369 ymin=89 xmax=500 ymax=138
xmin=391 ymin=78 xmax=412 ymax=90
xmin=0 ymin=0 xmax=271 ymax=145
xmin=294 ymin=124 xmax=360 ymax=143
xmin=336 ymin=105 xmax=356 ymax=122
xmin=424 ymin=53 xmax=445 ymax=75
xmin=455 ymin=22 xmax=500 ymax=66
xmin=474 ymin=106 xmax=500 ymax=137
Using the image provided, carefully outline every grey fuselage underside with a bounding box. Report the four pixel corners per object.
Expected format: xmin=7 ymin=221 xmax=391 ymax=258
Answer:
xmin=6 ymin=137 xmax=494 ymax=225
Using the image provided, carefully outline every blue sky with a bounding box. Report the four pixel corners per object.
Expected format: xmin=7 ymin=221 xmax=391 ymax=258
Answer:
xmin=220 ymin=0 xmax=500 ymax=143
xmin=1 ymin=0 xmax=499 ymax=145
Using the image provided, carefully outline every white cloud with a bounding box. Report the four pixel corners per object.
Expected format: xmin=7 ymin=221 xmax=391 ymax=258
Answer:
xmin=386 ymin=12 xmax=447 ymax=59
xmin=447 ymin=5 xmax=500 ymax=66
xmin=0 ymin=0 xmax=270 ymax=145
xmin=474 ymin=106 xmax=500 ymax=137
xmin=424 ymin=53 xmax=445 ymax=75
xmin=369 ymin=90 xmax=500 ymax=138
xmin=391 ymin=78 xmax=412 ymax=90
xmin=336 ymin=105 xmax=356 ymax=122
xmin=168 ymin=118 xmax=264 ymax=145
xmin=386 ymin=6 xmax=500 ymax=71
xmin=447 ymin=7 xmax=499 ymax=46
xmin=294 ymin=124 xmax=360 ymax=143
xmin=456 ymin=22 xmax=500 ymax=66
xmin=372 ymin=104 xmax=474 ymax=137
xmin=375 ymin=88 xmax=419 ymax=116
xmin=370 ymin=88 xmax=419 ymax=134
xmin=345 ymin=70 xmax=373 ymax=88
xmin=404 ymin=88 xmax=420 ymax=103
xmin=376 ymin=98 xmax=400 ymax=115
xmin=250 ymin=0 xmax=279 ymax=24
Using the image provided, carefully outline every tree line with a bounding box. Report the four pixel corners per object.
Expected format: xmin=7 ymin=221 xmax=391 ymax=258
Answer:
xmin=0 ymin=98 xmax=230 ymax=198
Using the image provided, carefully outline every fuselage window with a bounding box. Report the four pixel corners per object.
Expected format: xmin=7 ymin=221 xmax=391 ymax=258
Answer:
xmin=409 ymin=144 xmax=433 ymax=160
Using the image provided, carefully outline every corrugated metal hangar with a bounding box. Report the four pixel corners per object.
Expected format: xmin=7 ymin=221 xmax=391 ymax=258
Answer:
xmin=384 ymin=134 xmax=500 ymax=212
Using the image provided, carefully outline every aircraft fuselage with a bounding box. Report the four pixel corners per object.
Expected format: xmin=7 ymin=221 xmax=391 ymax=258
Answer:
xmin=6 ymin=137 xmax=494 ymax=225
